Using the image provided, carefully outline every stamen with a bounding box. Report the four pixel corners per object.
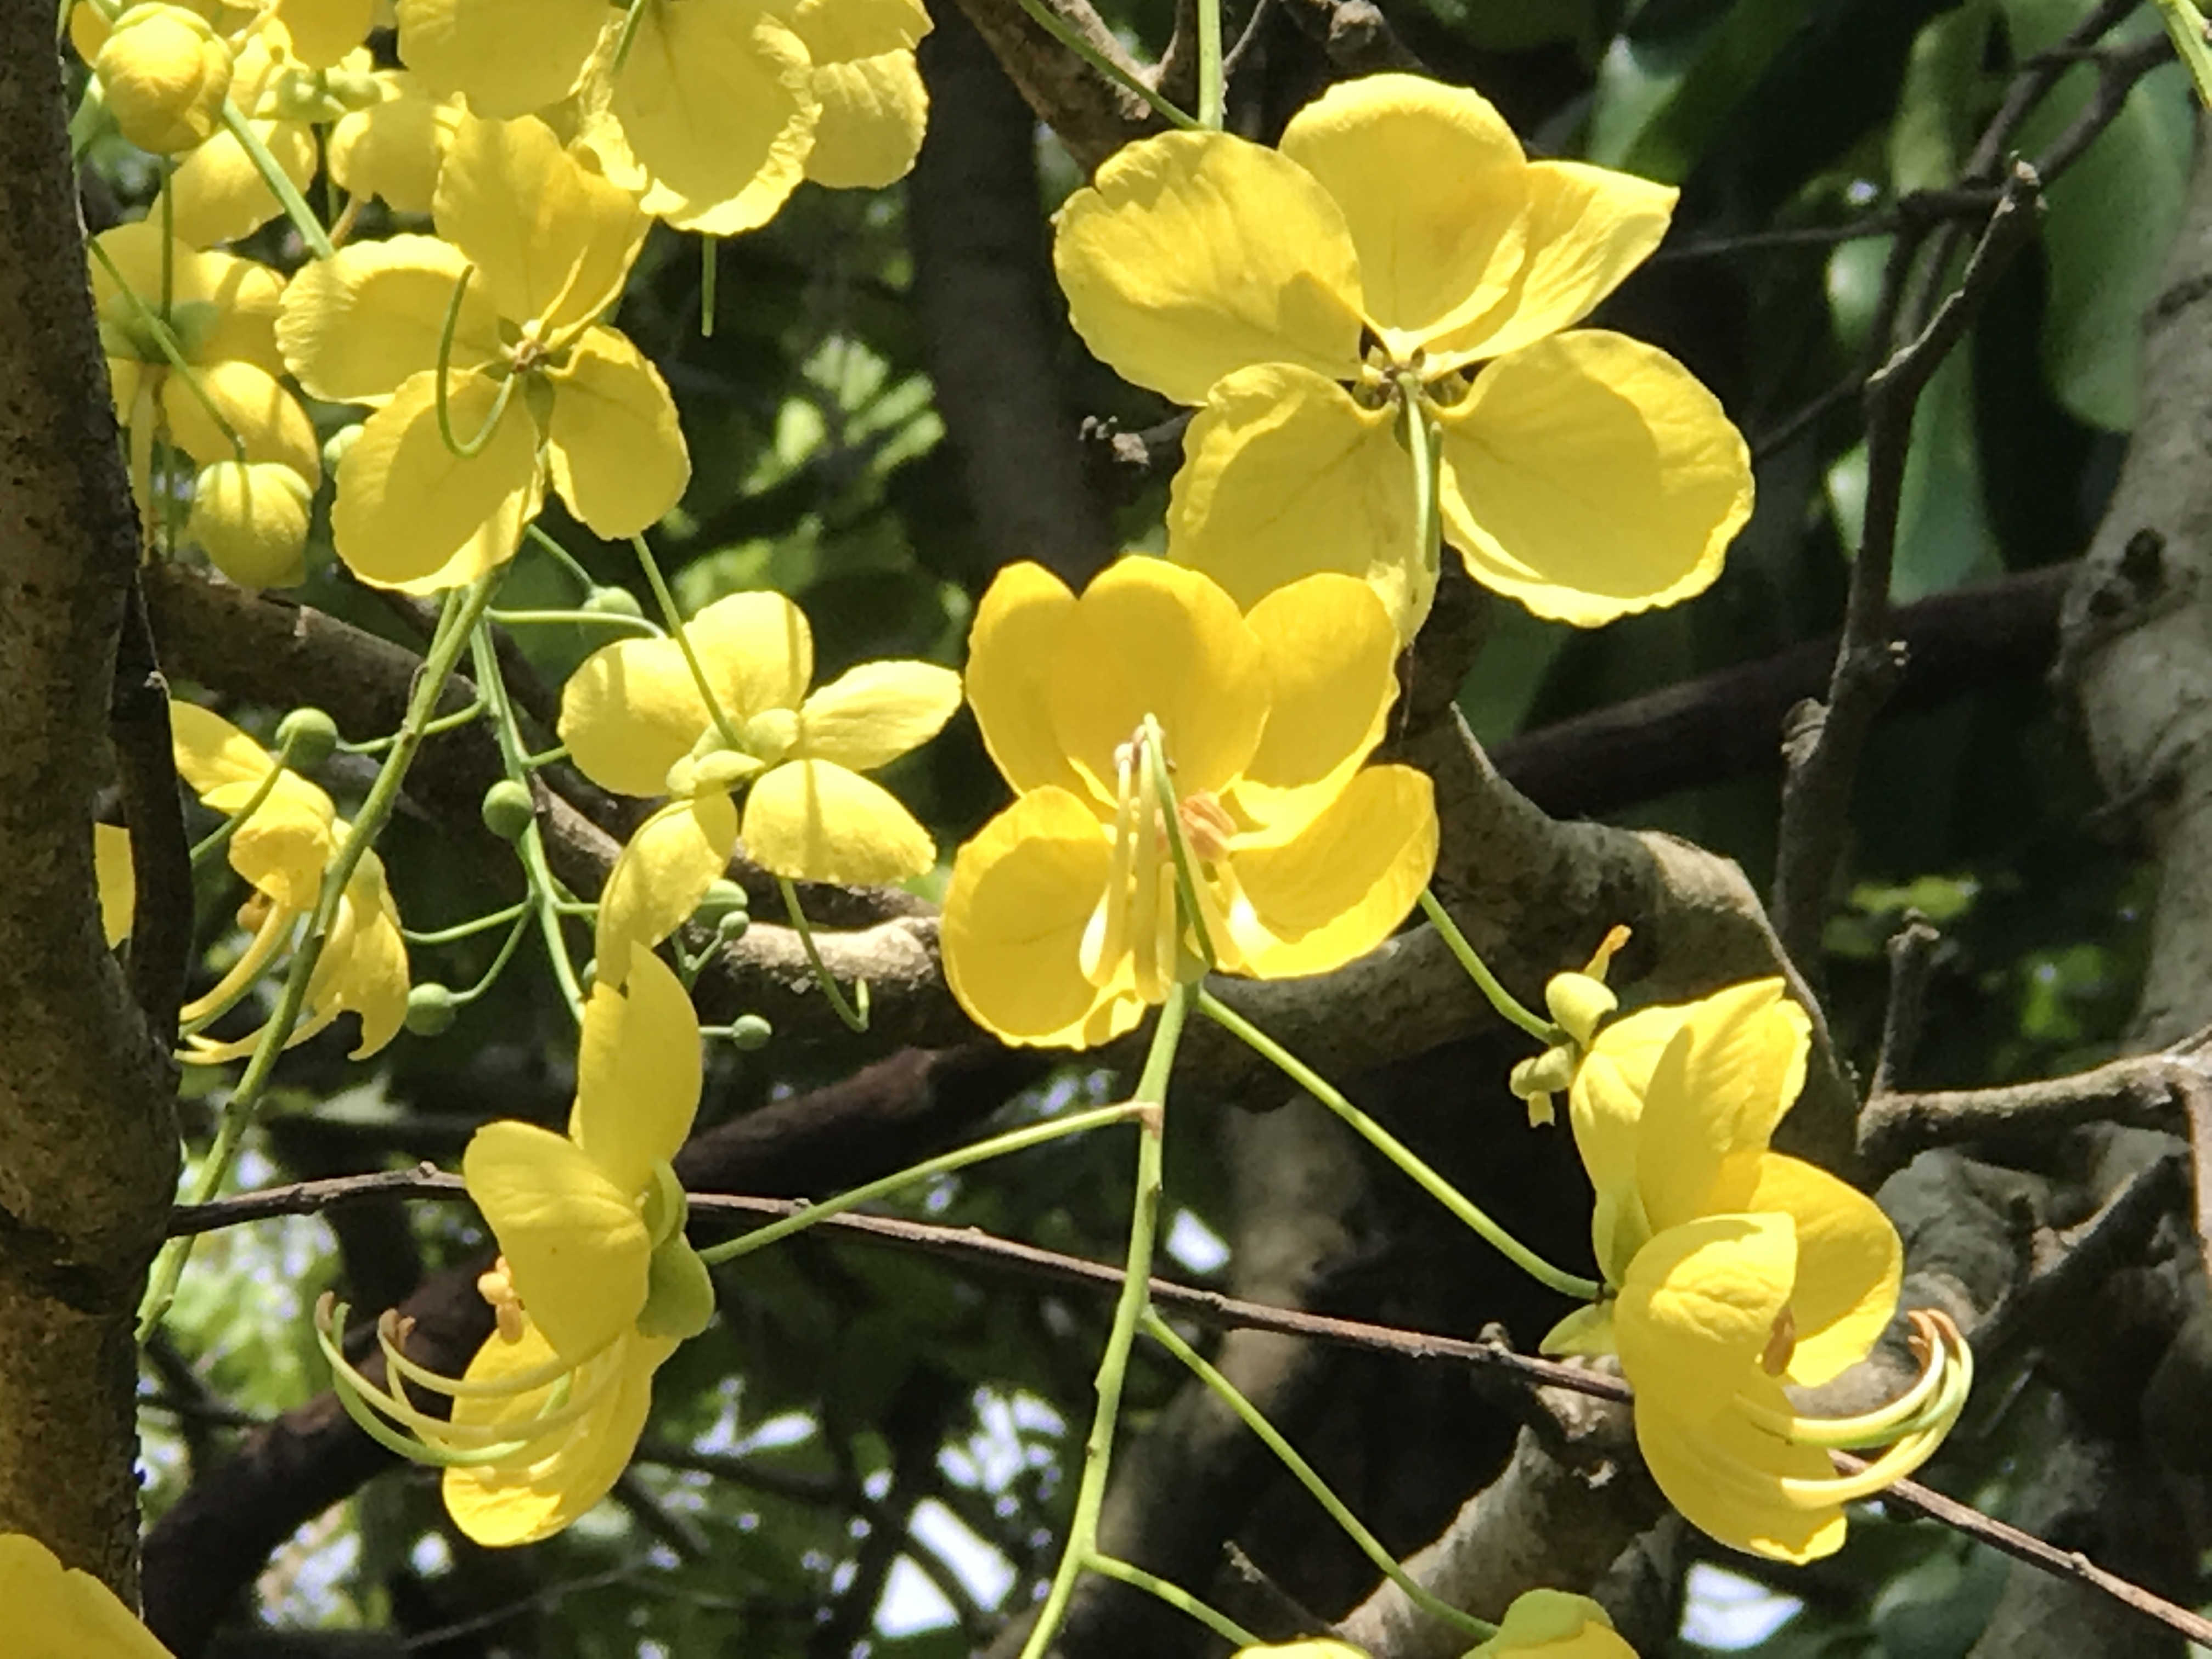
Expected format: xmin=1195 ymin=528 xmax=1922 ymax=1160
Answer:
xmin=1178 ymin=791 xmax=1235 ymax=863
xmin=179 ymin=896 xmax=296 ymax=1025
xmin=1759 ymin=1306 xmax=1797 ymax=1376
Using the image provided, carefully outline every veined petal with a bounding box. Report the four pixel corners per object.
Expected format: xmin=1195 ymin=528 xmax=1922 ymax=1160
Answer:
xmin=0 ymin=1531 xmax=174 ymax=1658
xmin=1636 ymin=1383 xmax=1848 ymax=1564
xmin=165 ymin=116 xmax=317 ymax=249
xmin=1428 ymin=160 xmax=1678 ymax=369
xmin=1277 ymin=72 xmax=1530 ymax=356
xmin=396 ymin=0 xmax=613 ymax=119
xmin=436 ymin=113 xmax=648 ymax=335
xmin=1053 ymin=131 xmax=1366 ymax=407
xmin=1167 ymin=363 xmax=1429 ymax=641
xmin=275 ymin=0 xmax=374 ymax=67
xmin=442 ymin=1322 xmax=675 ymax=1547
xmin=94 ymin=823 xmax=135 ymax=947
xmin=1746 ymin=1154 xmax=1900 ymax=1389
xmin=963 ymin=562 xmax=1090 ymax=802
xmin=571 ymin=945 xmax=701 ymax=1194
xmin=941 ymin=788 xmax=1135 ymax=1048
xmin=1236 ymin=573 xmax=1400 ymax=826
xmin=161 ymin=359 xmax=321 ymax=482
xmin=328 ymin=71 xmax=453 ymax=217
xmin=331 ymin=366 xmax=543 ymax=593
xmin=1637 ymin=980 xmax=1809 ymax=1232
xmin=741 ymin=758 xmax=935 ymax=884
xmin=613 ymin=2 xmax=819 ymax=236
xmin=596 ymin=793 xmax=741 ymax=969
xmin=1614 ymin=1211 xmax=1795 ymax=1429
xmin=559 ymin=636 xmax=716 ymax=798
xmin=786 ymin=0 xmax=928 ymax=61
xmin=802 ymin=53 xmax=926 ymax=188
xmin=225 ymin=803 xmax=335 ymax=913
xmin=545 ymin=326 xmax=690 ymax=537
xmin=91 ymin=226 xmax=287 ymax=373
xmin=171 ymin=700 xmax=286 ymax=797
xmin=279 ymin=234 xmax=499 ymax=405
xmin=1435 ymin=330 xmax=1752 ymax=627
xmin=689 ymin=590 xmax=817 ymax=723
xmin=309 ymin=853 xmax=410 ymax=1058
xmin=1222 ymin=763 xmax=1435 ymax=977
xmin=1048 ymin=557 xmax=1267 ymax=802
xmin=794 ymin=659 xmax=961 ymax=772
xmin=462 ymin=1121 xmax=652 ymax=1360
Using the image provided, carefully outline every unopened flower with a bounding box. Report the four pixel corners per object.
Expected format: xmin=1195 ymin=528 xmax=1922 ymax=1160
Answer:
xmin=96 ymin=3 xmax=234 ymax=154
xmin=942 ymin=557 xmax=1436 ymax=1047
xmin=1054 ymin=73 xmax=1751 ymax=640
xmin=188 ymin=459 xmax=313 ymax=588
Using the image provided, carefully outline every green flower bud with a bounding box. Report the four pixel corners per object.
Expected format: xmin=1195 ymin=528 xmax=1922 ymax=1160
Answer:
xmin=165 ymin=298 xmax=223 ymax=359
xmin=322 ymin=67 xmax=382 ymax=110
xmin=321 ymin=421 xmax=363 ymax=477
xmin=97 ymin=3 xmax=232 ymax=155
xmin=726 ymin=1013 xmax=772 ymax=1052
xmin=582 ymin=585 xmax=645 ymax=619
xmin=636 ymin=1236 xmax=715 ymax=1341
xmin=695 ymin=878 xmax=748 ymax=927
xmin=715 ymin=909 xmax=752 ymax=946
xmin=187 ymin=460 xmax=312 ymax=589
xmin=404 ymin=983 xmax=459 ymax=1036
xmin=274 ymin=706 xmax=340 ymax=770
xmin=479 ymin=778 xmax=535 ymax=842
xmin=267 ymin=65 xmax=346 ymax=123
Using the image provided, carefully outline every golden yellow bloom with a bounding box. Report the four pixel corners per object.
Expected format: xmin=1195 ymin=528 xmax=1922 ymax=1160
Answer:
xmin=942 ymin=557 xmax=1436 ymax=1048
xmin=157 ymin=25 xmax=345 ymax=247
xmin=1053 ymin=73 xmax=1752 ymax=640
xmin=95 ymin=4 xmax=233 ymax=155
xmin=279 ymin=111 xmax=687 ymax=591
xmin=327 ymin=69 xmax=455 ymax=215
xmin=560 ymin=590 xmax=961 ymax=966
xmin=0 ymin=1532 xmax=174 ymax=1658
xmin=322 ymin=946 xmax=710 ymax=1545
xmin=187 ymin=458 xmax=313 ymax=588
xmin=1539 ymin=980 xmax=1966 ymax=1562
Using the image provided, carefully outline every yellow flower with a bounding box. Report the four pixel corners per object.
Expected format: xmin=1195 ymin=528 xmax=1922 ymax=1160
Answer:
xmin=1469 ymin=1590 xmax=1638 ymax=1657
xmin=278 ymin=111 xmax=688 ymax=591
xmin=157 ymin=25 xmax=336 ymax=248
xmin=95 ymin=4 xmax=234 ymax=155
xmin=166 ymin=703 xmax=410 ymax=1061
xmin=187 ymin=458 xmax=313 ymax=588
xmin=323 ymin=945 xmax=712 ymax=1545
xmin=328 ymin=70 xmax=455 ymax=216
xmin=558 ymin=591 xmax=961 ymax=966
xmin=1052 ymin=73 xmax=1752 ymax=640
xmin=0 ymin=1532 xmax=173 ymax=1657
xmin=394 ymin=0 xmax=929 ymax=234
xmin=1539 ymin=980 xmax=1966 ymax=1562
xmin=941 ymin=558 xmax=1437 ymax=1048
xmin=90 ymin=221 xmax=320 ymax=529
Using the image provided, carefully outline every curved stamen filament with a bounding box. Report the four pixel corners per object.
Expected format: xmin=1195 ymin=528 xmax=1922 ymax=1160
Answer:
xmin=179 ymin=899 xmax=298 ymax=1031
xmin=376 ymin=1308 xmax=617 ymax=1401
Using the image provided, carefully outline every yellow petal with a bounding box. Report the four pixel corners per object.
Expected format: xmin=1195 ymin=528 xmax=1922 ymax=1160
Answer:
xmin=0 ymin=1530 xmax=175 ymax=1657
xmin=803 ymin=53 xmax=927 ymax=188
xmin=1435 ymin=330 xmax=1752 ymax=627
xmin=1277 ymin=72 xmax=1530 ymax=358
xmin=962 ymin=562 xmax=1090 ymax=801
xmin=595 ymin=794 xmax=740 ymax=969
xmin=786 ymin=0 xmax=928 ymax=61
xmin=443 ymin=1322 xmax=675 ymax=1547
xmin=559 ymin=636 xmax=716 ymax=798
xmin=1635 ymin=1384 xmax=1848 ymax=1564
xmin=279 ymin=234 xmax=499 ymax=405
xmin=160 ymin=359 xmax=320 ymax=481
xmin=570 ymin=944 xmax=701 ymax=1194
xmin=308 ymin=852 xmax=410 ymax=1058
xmin=1167 ymin=363 xmax=1429 ymax=641
xmin=436 ymin=112 xmax=648 ymax=334
xmin=1468 ymin=1588 xmax=1634 ymax=1658
xmin=225 ymin=802 xmax=334 ymax=910
xmin=1053 ymin=130 xmax=1366 ymax=406
xmin=1049 ymin=557 xmax=1267 ymax=801
xmin=94 ymin=823 xmax=136 ymax=947
xmin=1614 ymin=1211 xmax=1795 ymax=1427
xmin=274 ymin=0 xmax=373 ymax=67
xmin=1223 ymin=763 xmax=1435 ymax=977
xmin=941 ymin=788 xmax=1135 ymax=1048
xmin=331 ymin=366 xmax=543 ymax=593
xmin=742 ymin=758 xmax=935 ymax=883
xmin=1538 ymin=1300 xmax=1616 ymax=1360
xmin=1427 ymin=160 xmax=1678 ymax=369
xmin=545 ymin=326 xmax=690 ymax=537
xmin=163 ymin=115 xmax=317 ymax=248
xmin=462 ymin=1120 xmax=652 ymax=1360
xmin=1746 ymin=1154 xmax=1900 ymax=1389
xmin=611 ymin=2 xmax=819 ymax=236
xmin=170 ymin=702 xmax=331 ymax=816
xmin=1635 ymin=980 xmax=1809 ymax=1232
xmin=794 ymin=659 xmax=961 ymax=772
xmin=396 ymin=0 xmax=613 ymax=119
xmin=1235 ymin=572 xmax=1399 ymax=826
xmin=328 ymin=71 xmax=453 ymax=217
xmin=688 ymin=590 xmax=815 ymax=723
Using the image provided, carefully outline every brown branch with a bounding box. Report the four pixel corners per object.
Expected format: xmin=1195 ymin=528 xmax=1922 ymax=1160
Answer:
xmin=944 ymin=0 xmax=1163 ymax=174
xmin=109 ymin=577 xmax=192 ymax=1038
xmin=1859 ymin=1048 xmax=2212 ymax=1171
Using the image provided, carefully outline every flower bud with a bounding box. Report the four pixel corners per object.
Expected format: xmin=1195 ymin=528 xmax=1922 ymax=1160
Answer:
xmin=96 ymin=4 xmax=233 ymax=155
xmin=275 ymin=706 xmax=340 ymax=768
xmin=268 ymin=65 xmax=348 ymax=123
xmin=404 ymin=983 xmax=459 ymax=1036
xmin=1544 ymin=972 xmax=1617 ymax=1049
xmin=187 ymin=460 xmax=311 ymax=590
xmin=695 ymin=878 xmax=748 ymax=928
xmin=726 ymin=1013 xmax=772 ymax=1052
xmin=582 ymin=585 xmax=645 ymax=619
xmin=321 ymin=421 xmax=363 ymax=476
xmin=479 ymin=778 xmax=535 ymax=842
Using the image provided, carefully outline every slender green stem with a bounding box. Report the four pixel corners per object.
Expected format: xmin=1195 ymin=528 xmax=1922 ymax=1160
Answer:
xmin=84 ymin=235 xmax=249 ymax=465
xmin=140 ymin=578 xmax=501 ymax=1339
xmin=1398 ymin=373 xmax=1444 ymax=594
xmin=2155 ymin=0 xmax=2212 ymax=108
xmin=472 ymin=623 xmax=589 ymax=1023
xmin=697 ymin=1101 xmax=1149 ymax=1267
xmin=1197 ymin=991 xmax=1601 ymax=1301
xmin=777 ymin=877 xmax=869 ymax=1032
xmin=339 ymin=699 xmax=485 ymax=754
xmin=1195 ymin=0 xmax=1224 ymax=128
xmin=449 ymin=907 xmax=533 ymax=1006
xmin=1143 ymin=715 xmax=1217 ymax=975
xmin=1143 ymin=1310 xmax=1495 ymax=1642
xmin=218 ymin=100 xmax=336 ymax=260
xmin=526 ymin=523 xmax=600 ymax=592
xmin=488 ymin=606 xmax=662 ymax=636
xmin=1417 ymin=890 xmax=1559 ymax=1043
xmin=433 ymin=267 xmax=516 ymax=460
xmin=1018 ymin=984 xmax=1190 ymax=1659
xmin=187 ymin=724 xmax=306 ymax=869
xmin=1085 ymin=1553 xmax=1259 ymax=1649
xmin=1009 ymin=0 xmax=1202 ymax=131
xmin=403 ymin=902 xmax=529 ymax=947
xmin=631 ymin=535 xmax=745 ymax=750
xmin=701 ymin=236 xmax=717 ymax=338
xmin=609 ymin=0 xmax=651 ymax=73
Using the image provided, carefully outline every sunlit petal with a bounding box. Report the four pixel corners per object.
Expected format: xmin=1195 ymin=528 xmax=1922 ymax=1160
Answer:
xmin=462 ymin=1122 xmax=652 ymax=1359
xmin=1746 ymin=1154 xmax=1901 ymax=1389
xmin=596 ymin=794 xmax=740 ymax=969
xmin=1614 ymin=1211 xmax=1795 ymax=1429
xmin=1235 ymin=572 xmax=1400 ymax=825
xmin=687 ymin=590 xmax=815 ymax=724
xmin=570 ymin=945 xmax=701 ymax=1194
xmin=1635 ymin=979 xmax=1808 ymax=1231
xmin=963 ymin=562 xmax=1091 ymax=803
xmin=279 ymin=234 xmax=499 ymax=406
xmin=396 ymin=0 xmax=613 ymax=119
xmin=794 ymin=660 xmax=961 ymax=772
xmin=545 ymin=326 xmax=690 ymax=538
xmin=1636 ymin=1380 xmax=1848 ymax=1564
xmin=559 ymin=636 xmax=716 ymax=799
xmin=742 ymin=758 xmax=935 ymax=884
xmin=0 ymin=1530 xmax=174 ymax=1657
xmin=1223 ymin=764 xmax=1435 ymax=976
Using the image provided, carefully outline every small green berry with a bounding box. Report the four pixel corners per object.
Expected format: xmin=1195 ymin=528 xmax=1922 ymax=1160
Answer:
xmin=480 ymin=778 xmax=535 ymax=842
xmin=404 ymin=983 xmax=459 ymax=1036
xmin=726 ymin=1013 xmax=772 ymax=1052
xmin=274 ymin=707 xmax=338 ymax=770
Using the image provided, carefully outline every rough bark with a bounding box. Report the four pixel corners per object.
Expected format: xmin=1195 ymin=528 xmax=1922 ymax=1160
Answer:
xmin=0 ymin=24 xmax=180 ymax=1601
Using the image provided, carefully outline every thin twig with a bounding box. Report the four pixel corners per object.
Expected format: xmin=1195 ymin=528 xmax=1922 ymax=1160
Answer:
xmin=1871 ymin=917 xmax=1944 ymax=1097
xmin=110 ymin=575 xmax=191 ymax=1040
